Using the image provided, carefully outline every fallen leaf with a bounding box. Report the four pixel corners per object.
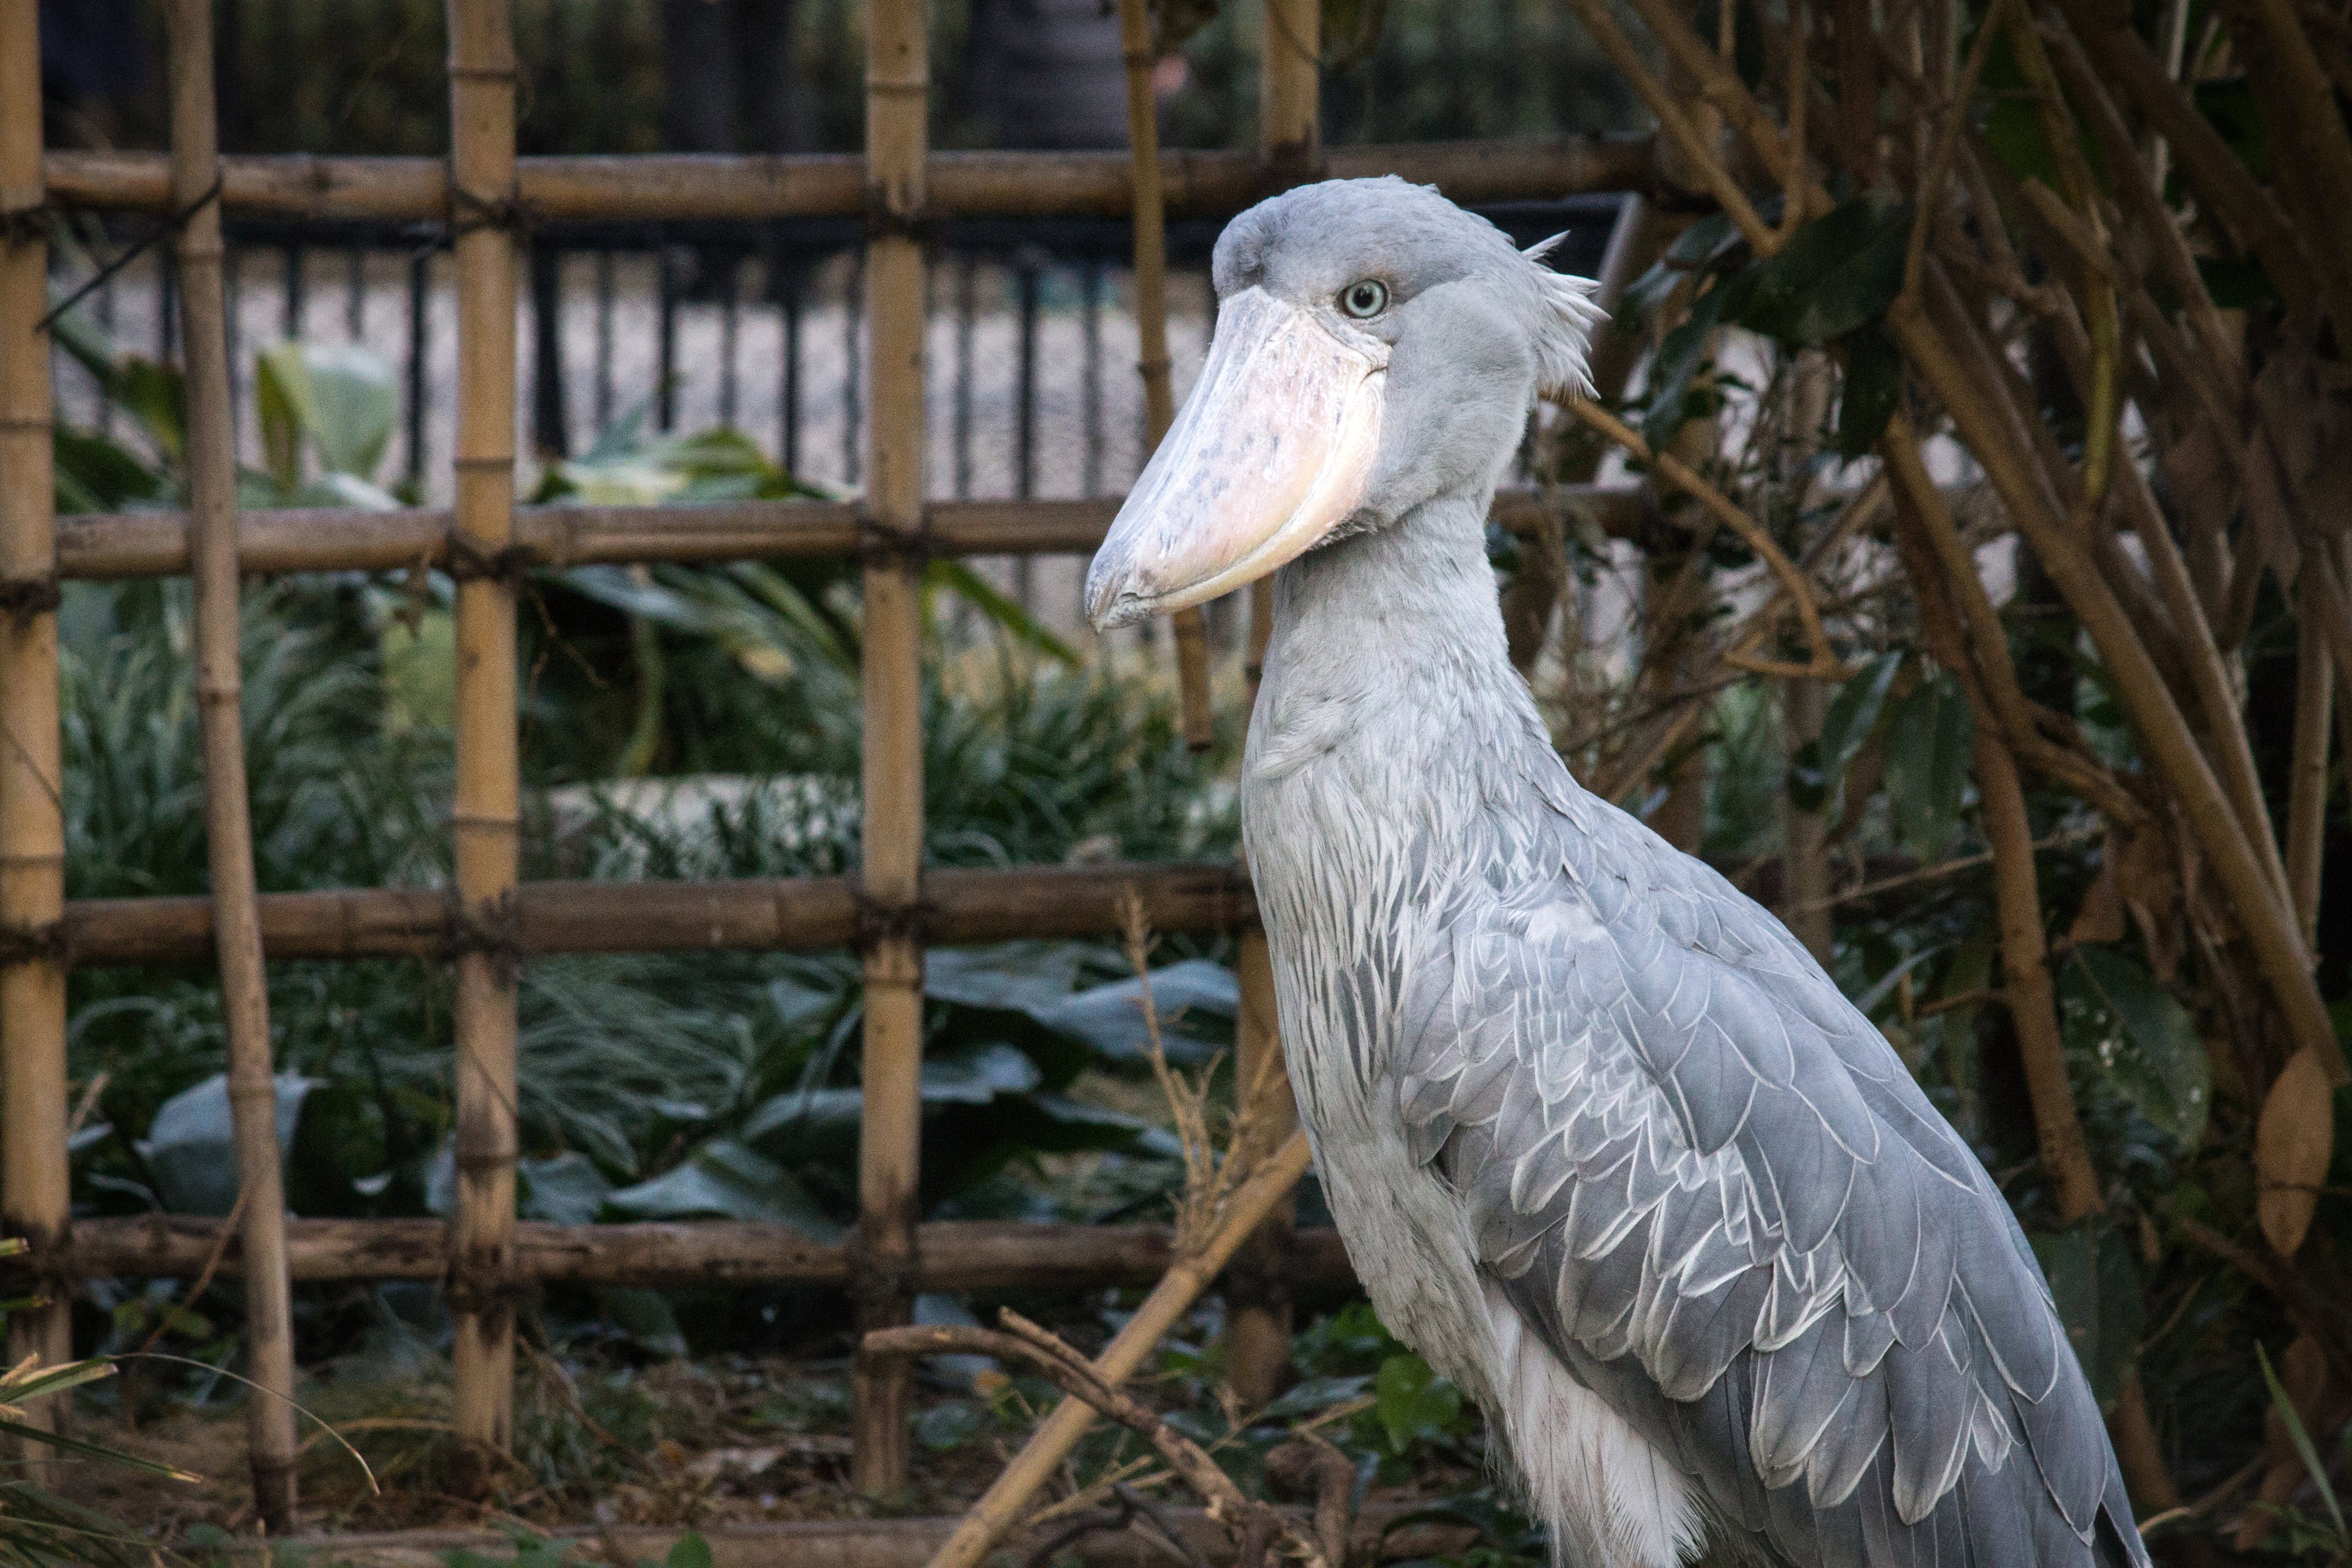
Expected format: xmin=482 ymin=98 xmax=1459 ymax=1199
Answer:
xmin=2257 ymin=1048 xmax=2334 ymax=1255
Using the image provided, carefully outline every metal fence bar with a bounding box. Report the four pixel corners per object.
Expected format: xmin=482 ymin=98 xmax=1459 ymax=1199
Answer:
xmin=843 ymin=255 xmax=863 ymax=486
xmin=531 ymin=239 xmax=569 ymax=459
xmin=778 ymin=244 xmax=803 ymax=476
xmin=719 ymin=248 xmax=741 ymax=429
xmin=953 ymin=253 xmax=974 ymax=499
xmin=281 ymin=239 xmax=303 ymax=338
xmin=594 ymin=248 xmax=616 ymax=432
xmin=406 ymin=248 xmax=429 ymax=486
xmin=656 ymin=237 xmax=678 ymax=431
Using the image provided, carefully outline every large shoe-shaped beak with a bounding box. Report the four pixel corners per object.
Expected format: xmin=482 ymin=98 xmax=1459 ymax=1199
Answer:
xmin=1085 ymin=287 xmax=1385 ymax=629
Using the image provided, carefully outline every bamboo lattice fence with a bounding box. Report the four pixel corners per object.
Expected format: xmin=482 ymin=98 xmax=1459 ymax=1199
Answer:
xmin=0 ymin=0 xmax=1654 ymax=1521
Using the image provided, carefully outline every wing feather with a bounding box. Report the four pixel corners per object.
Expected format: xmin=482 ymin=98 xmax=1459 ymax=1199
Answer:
xmin=1394 ymin=787 xmax=2148 ymax=1568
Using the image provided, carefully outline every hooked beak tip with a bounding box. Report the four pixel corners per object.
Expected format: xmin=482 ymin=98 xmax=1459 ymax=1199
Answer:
xmin=1083 ymin=562 xmax=1158 ymax=631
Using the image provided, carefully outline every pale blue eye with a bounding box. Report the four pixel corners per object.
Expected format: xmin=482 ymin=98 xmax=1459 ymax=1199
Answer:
xmin=1340 ymin=279 xmax=1389 ymax=319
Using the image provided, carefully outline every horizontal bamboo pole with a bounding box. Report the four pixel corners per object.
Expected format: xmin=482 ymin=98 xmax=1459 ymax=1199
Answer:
xmin=55 ymin=850 xmax=1900 ymax=970
xmin=56 ymin=492 xmax=1641 ymax=581
xmin=61 ymin=860 xmax=1256 ymax=968
xmin=43 ymin=137 xmax=1655 ymax=224
xmin=52 ymin=1214 xmax=1356 ymax=1292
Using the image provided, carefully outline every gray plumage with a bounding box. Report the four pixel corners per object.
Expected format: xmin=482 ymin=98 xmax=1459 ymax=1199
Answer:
xmin=1091 ymin=177 xmax=2152 ymax=1568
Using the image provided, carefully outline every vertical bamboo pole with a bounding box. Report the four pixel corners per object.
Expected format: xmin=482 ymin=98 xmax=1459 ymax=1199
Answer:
xmin=1223 ymin=0 xmax=1322 ymax=1411
xmin=851 ymin=0 xmax=929 ymax=1498
xmin=165 ymin=0 xmax=299 ymax=1528
xmin=1117 ymin=0 xmax=1214 ymax=750
xmin=0 ymin=0 xmax=70 ymax=1462
xmin=445 ymin=0 xmax=522 ymax=1490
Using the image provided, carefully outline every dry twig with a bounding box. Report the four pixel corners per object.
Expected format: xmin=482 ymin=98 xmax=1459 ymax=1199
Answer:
xmin=863 ymin=1315 xmax=1333 ymax=1568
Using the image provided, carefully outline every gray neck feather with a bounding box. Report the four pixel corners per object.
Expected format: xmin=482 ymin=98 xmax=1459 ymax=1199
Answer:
xmin=1246 ymin=492 xmax=1567 ymax=835
xmin=1241 ymin=487 xmax=1596 ymax=1107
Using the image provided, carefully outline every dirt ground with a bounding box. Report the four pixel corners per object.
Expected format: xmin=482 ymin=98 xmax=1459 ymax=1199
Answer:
xmin=60 ymin=1340 xmax=1483 ymax=1559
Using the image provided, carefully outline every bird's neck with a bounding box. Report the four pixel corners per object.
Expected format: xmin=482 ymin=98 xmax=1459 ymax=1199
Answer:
xmin=1244 ymin=489 xmax=1571 ymax=849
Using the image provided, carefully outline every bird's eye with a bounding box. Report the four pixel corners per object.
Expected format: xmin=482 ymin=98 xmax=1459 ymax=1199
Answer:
xmin=1339 ymin=279 xmax=1389 ymax=319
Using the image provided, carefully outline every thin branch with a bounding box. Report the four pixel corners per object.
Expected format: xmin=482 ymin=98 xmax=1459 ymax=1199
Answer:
xmin=1561 ymin=0 xmax=1777 ymax=251
xmin=1904 ymin=0 xmax=2008 ymax=302
xmin=1560 ymin=398 xmax=1849 ymax=678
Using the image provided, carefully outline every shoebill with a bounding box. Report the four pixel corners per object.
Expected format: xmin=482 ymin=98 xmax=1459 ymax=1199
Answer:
xmin=1085 ymin=177 xmax=2150 ymax=1568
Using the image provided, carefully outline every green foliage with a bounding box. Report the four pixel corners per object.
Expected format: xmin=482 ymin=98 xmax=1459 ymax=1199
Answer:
xmin=2029 ymin=1223 xmax=2144 ymax=1411
xmin=2062 ymin=945 xmax=2210 ymax=1149
xmin=1630 ymin=198 xmax=1912 ymax=453
xmin=1882 ymin=671 xmax=1974 ymax=861
xmin=0 ymin=1347 xmax=197 ymax=1567
xmin=1788 ymin=651 xmax=1902 ymax=815
xmin=1374 ymin=1354 xmax=1465 ymax=1456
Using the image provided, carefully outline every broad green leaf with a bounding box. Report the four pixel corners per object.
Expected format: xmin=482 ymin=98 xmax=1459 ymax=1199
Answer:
xmin=667 ymin=1534 xmax=717 ymax=1568
xmin=54 ymin=428 xmax=167 ymax=514
xmin=1834 ymin=321 xmax=1902 ymax=458
xmin=914 ymin=1401 xmax=984 ymax=1451
xmin=299 ymin=342 xmax=398 ymax=481
xmin=1822 ymin=651 xmax=1904 ymax=755
xmin=1728 ymin=193 xmax=1912 ymax=345
xmin=1796 ymin=650 xmax=1903 ymax=814
xmin=1373 ymin=1354 xmax=1463 ymax=1455
xmin=2064 ymin=945 xmax=2210 ymax=1147
xmin=254 ymin=342 xmax=311 ymax=492
xmin=118 ymin=357 xmax=188 ymax=464
xmin=1640 ymin=281 xmax=1729 ymax=449
xmin=2028 ymin=1222 xmax=2142 ymax=1409
xmin=518 ymin=1151 xmax=612 ymax=1227
xmin=601 ymin=1138 xmax=841 ymax=1239
xmin=1884 ymin=671 xmax=1973 ymax=859
xmin=137 ymin=1072 xmax=314 ymax=1217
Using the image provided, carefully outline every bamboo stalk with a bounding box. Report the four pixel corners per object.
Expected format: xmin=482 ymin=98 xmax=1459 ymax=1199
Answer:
xmin=1584 ymin=0 xmax=2345 ymax=1085
xmin=444 ymin=0 xmax=523 ymax=1491
xmin=2286 ymin=599 xmax=2334 ymax=952
xmin=2052 ymin=0 xmax=2317 ymax=320
xmin=1226 ymin=929 xmax=1296 ymax=1407
xmin=164 ymin=0 xmax=300 ymax=1527
xmin=55 ymin=490 xmax=1644 ymax=582
xmin=1116 ymin=0 xmax=1214 ymax=750
xmin=853 ymin=0 xmax=930 ymax=1497
xmin=924 ymin=1131 xmax=1314 ymax=1568
xmin=1889 ymin=498 xmax=2104 ymax=1223
xmin=51 ymin=851 xmax=1872 ymax=971
xmin=40 ymin=138 xmax=1657 ymax=224
xmin=57 ymin=1213 xmax=1360 ymax=1292
xmin=62 ymin=861 xmax=1255 ymax=968
xmin=0 ymin=0 xmax=70 ymax=1462
xmin=1891 ymin=286 xmax=2343 ymax=1081
xmin=1213 ymin=0 xmax=1324 ymax=1412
